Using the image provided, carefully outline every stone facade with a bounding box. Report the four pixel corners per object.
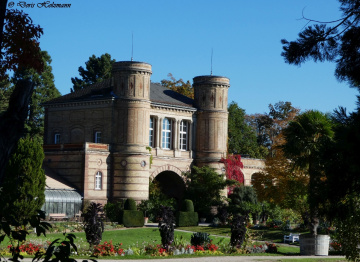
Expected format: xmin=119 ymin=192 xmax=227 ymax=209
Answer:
xmin=43 ymin=61 xmax=264 ymax=206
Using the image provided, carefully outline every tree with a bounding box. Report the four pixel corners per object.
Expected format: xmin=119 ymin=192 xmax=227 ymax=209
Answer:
xmin=184 ymin=166 xmax=231 ymax=217
xmin=228 ymin=186 xmax=260 ymax=223
xmin=246 ymin=101 xmax=300 ymax=156
xmin=281 ymin=0 xmax=360 ymax=89
xmin=71 ymin=53 xmax=115 ymax=92
xmin=160 ymin=73 xmax=194 ymax=99
xmin=282 ymin=110 xmax=334 ymax=235
xmin=0 ymin=9 xmax=44 ymax=183
xmin=0 ymin=137 xmax=45 ymax=223
xmin=251 ymin=150 xmax=309 ymax=226
xmin=228 ymin=101 xmax=267 ymax=158
xmin=0 ymin=9 xmax=43 ymax=79
xmin=12 ymin=50 xmax=60 ymax=141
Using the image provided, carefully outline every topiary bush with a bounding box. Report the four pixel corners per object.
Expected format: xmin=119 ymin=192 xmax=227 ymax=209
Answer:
xmin=176 ymin=211 xmax=198 ymax=227
xmin=124 ymin=198 xmax=137 ymax=211
xmin=121 ymin=210 xmax=144 ymax=227
xmin=190 ymin=232 xmax=211 ymax=246
xmin=176 ymin=199 xmax=198 ymax=227
xmin=182 ymin=199 xmax=194 ymax=212
xmin=119 ymin=199 xmax=144 ymax=227
xmin=104 ymin=201 xmax=124 ymax=222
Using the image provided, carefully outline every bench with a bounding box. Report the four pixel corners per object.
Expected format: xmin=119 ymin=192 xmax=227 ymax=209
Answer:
xmin=284 ymin=233 xmax=300 ymax=243
xmin=49 ymin=213 xmax=67 ymax=221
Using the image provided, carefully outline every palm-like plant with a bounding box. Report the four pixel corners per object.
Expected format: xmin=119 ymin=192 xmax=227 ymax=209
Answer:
xmin=282 ymin=110 xmax=334 ymax=235
xmin=83 ymin=202 xmax=104 ymax=247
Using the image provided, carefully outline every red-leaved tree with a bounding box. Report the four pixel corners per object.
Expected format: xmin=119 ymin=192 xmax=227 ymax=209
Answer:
xmin=221 ymin=154 xmax=244 ymax=194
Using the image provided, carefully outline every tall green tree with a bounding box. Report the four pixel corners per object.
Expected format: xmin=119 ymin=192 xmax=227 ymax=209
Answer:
xmin=228 ymin=101 xmax=266 ymax=158
xmin=282 ymin=110 xmax=334 ymax=235
xmin=12 ymin=51 xmax=60 ymax=141
xmin=184 ymin=166 xmax=231 ymax=217
xmin=160 ymin=73 xmax=194 ymax=99
xmin=0 ymin=137 xmax=45 ymax=223
xmin=229 ymin=186 xmax=260 ymax=222
xmin=71 ymin=53 xmax=115 ymax=92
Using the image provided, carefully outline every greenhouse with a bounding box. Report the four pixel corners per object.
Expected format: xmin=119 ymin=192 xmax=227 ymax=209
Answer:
xmin=42 ymin=189 xmax=82 ymax=218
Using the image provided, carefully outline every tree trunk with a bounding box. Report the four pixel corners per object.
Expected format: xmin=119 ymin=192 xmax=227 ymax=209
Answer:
xmin=0 ymin=79 xmax=34 ymax=183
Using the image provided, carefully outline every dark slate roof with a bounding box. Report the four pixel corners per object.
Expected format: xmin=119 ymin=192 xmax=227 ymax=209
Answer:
xmin=45 ymin=79 xmax=195 ymax=108
xmin=44 ymin=79 xmax=114 ymax=104
xmin=150 ymin=82 xmax=194 ymax=108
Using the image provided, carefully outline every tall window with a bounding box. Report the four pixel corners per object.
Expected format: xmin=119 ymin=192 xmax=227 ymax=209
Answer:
xmin=149 ymin=117 xmax=154 ymax=147
xmin=95 ymin=131 xmax=101 ymax=143
xmin=179 ymin=121 xmax=188 ymax=150
xmin=162 ymin=118 xmax=172 ymax=149
xmin=95 ymin=171 xmax=102 ymax=190
xmin=54 ymin=133 xmax=61 ymax=144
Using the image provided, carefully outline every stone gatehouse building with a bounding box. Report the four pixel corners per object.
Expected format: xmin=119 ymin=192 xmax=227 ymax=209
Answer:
xmin=42 ymin=61 xmax=264 ymax=216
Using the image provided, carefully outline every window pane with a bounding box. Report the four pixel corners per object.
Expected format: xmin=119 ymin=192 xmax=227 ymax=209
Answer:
xmin=95 ymin=172 xmax=102 ymax=190
xmin=162 ymin=118 xmax=171 ymax=149
xmin=179 ymin=121 xmax=188 ymax=150
xmin=149 ymin=117 xmax=154 ymax=147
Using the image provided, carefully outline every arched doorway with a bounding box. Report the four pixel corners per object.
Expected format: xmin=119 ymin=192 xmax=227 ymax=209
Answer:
xmin=154 ymin=171 xmax=186 ymax=203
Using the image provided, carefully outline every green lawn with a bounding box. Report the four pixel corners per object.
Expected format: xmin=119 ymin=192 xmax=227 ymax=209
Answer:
xmin=0 ymin=227 xmax=229 ymax=250
xmin=176 ymin=225 xmax=303 ymax=244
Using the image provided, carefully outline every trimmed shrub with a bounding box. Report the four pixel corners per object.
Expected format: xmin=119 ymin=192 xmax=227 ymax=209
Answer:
xmin=104 ymin=201 xmax=124 ymax=222
xmin=120 ymin=210 xmax=144 ymax=227
xmin=124 ymin=198 xmax=137 ymax=211
xmin=176 ymin=211 xmax=198 ymax=227
xmin=182 ymin=199 xmax=194 ymax=212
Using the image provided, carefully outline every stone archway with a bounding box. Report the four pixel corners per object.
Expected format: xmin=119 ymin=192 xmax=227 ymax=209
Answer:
xmin=154 ymin=171 xmax=186 ymax=201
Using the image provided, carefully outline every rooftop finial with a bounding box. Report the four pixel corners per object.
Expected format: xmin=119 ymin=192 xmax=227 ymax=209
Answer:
xmin=131 ymin=32 xmax=134 ymax=61
xmin=210 ymin=48 xmax=213 ymax=76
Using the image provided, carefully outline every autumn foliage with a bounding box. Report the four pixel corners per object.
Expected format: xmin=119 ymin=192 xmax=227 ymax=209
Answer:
xmin=1 ymin=9 xmax=44 ymax=79
xmin=221 ymin=155 xmax=244 ymax=193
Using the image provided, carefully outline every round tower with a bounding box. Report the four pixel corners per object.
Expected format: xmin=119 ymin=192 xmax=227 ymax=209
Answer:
xmin=193 ymin=75 xmax=230 ymax=173
xmin=112 ymin=61 xmax=152 ymax=201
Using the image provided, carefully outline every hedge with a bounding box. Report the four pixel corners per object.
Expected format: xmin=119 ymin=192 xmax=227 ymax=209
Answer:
xmin=176 ymin=211 xmax=198 ymax=227
xmin=119 ymin=210 xmax=144 ymax=227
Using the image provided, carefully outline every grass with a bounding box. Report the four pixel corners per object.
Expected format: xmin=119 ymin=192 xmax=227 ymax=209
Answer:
xmin=0 ymin=228 xmax=229 ymax=249
xmin=176 ymin=225 xmax=304 ymax=244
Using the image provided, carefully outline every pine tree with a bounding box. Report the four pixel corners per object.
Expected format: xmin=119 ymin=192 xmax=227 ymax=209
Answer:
xmin=71 ymin=53 xmax=115 ymax=92
xmin=0 ymin=137 xmax=46 ymax=224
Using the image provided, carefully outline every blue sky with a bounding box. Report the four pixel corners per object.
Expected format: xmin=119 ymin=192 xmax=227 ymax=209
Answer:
xmin=13 ymin=0 xmax=359 ymax=115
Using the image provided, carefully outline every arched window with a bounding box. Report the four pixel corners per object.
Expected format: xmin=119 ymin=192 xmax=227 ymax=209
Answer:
xmin=162 ymin=118 xmax=172 ymax=149
xmin=95 ymin=171 xmax=102 ymax=190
